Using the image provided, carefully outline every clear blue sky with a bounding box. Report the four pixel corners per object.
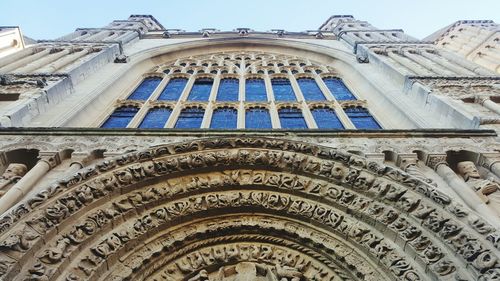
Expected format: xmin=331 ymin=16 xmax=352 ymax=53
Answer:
xmin=2 ymin=0 xmax=499 ymax=40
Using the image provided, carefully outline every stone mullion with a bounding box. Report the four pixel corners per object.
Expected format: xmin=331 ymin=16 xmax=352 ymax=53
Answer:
xmin=289 ymin=73 xmax=316 ymax=128
xmin=202 ymin=74 xmax=221 ymax=129
xmin=127 ymin=76 xmax=167 ymax=128
xmin=238 ymin=76 xmax=245 ymax=129
xmin=264 ymin=73 xmax=280 ymax=128
xmin=165 ymin=75 xmax=195 ymax=128
xmin=314 ymin=75 xmax=355 ymax=129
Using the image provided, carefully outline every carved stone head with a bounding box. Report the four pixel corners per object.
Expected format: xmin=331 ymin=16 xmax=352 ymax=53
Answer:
xmin=2 ymin=163 xmax=28 ymax=181
xmin=457 ymin=161 xmax=481 ymax=181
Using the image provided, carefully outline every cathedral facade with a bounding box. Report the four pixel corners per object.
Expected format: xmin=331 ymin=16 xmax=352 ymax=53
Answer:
xmin=0 ymin=14 xmax=499 ymax=280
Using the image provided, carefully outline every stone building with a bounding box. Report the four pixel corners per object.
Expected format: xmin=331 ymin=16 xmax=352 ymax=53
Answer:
xmin=0 ymin=14 xmax=499 ymax=280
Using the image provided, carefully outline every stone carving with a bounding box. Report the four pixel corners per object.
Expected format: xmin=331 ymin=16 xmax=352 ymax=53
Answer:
xmin=457 ymin=161 xmax=500 ymax=214
xmin=0 ymin=138 xmax=497 ymax=281
xmin=0 ymin=163 xmax=27 ymax=197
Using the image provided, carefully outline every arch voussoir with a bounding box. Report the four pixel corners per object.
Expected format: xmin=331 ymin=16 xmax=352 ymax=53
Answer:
xmin=0 ymin=137 xmax=499 ymax=281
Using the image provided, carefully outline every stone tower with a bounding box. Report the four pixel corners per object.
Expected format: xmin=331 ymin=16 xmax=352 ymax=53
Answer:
xmin=0 ymin=14 xmax=499 ymax=281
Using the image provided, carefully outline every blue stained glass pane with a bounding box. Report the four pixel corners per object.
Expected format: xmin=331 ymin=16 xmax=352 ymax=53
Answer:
xmin=323 ymin=78 xmax=356 ymax=101
xmin=345 ymin=108 xmax=381 ymax=129
xmin=245 ymin=79 xmax=267 ymax=101
xmin=210 ymin=108 xmax=237 ymax=129
xmin=272 ymin=79 xmax=296 ymax=101
xmin=311 ymin=108 xmax=344 ymax=129
xmin=216 ymin=78 xmax=239 ymax=101
xmin=297 ymin=78 xmax=325 ymax=101
xmin=157 ymin=78 xmax=187 ymax=101
xmin=127 ymin=77 xmax=162 ymax=100
xmin=175 ymin=108 xmax=205 ymax=128
xmin=246 ymin=108 xmax=272 ymax=129
xmin=101 ymin=107 xmax=138 ymax=128
xmin=279 ymin=108 xmax=307 ymax=129
xmin=138 ymin=108 xmax=172 ymax=128
xmin=187 ymin=79 xmax=213 ymax=101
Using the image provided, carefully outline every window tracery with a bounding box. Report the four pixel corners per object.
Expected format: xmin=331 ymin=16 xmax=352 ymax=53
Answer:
xmin=101 ymin=51 xmax=383 ymax=129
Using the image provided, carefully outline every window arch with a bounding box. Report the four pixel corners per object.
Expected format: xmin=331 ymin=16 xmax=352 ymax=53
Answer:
xmin=101 ymin=106 xmax=139 ymax=128
xmin=216 ymin=78 xmax=239 ymax=101
xmin=157 ymin=78 xmax=187 ymax=101
xmin=323 ymin=78 xmax=356 ymax=101
xmin=344 ymin=107 xmax=381 ymax=129
xmin=278 ymin=108 xmax=307 ymax=129
xmin=245 ymin=78 xmax=267 ymax=101
xmin=297 ymin=77 xmax=326 ymax=101
xmin=127 ymin=77 xmax=162 ymax=100
xmin=272 ymin=78 xmax=296 ymax=101
xmin=187 ymin=78 xmax=213 ymax=101
xmin=138 ymin=107 xmax=172 ymax=128
xmin=311 ymin=107 xmax=344 ymax=129
xmin=210 ymin=107 xmax=237 ymax=129
xmin=175 ymin=107 xmax=205 ymax=128
xmin=246 ymin=107 xmax=272 ymax=129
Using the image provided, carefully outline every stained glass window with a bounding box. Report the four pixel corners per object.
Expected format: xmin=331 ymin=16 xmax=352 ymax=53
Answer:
xmin=278 ymin=108 xmax=307 ymax=129
xmin=272 ymin=78 xmax=296 ymax=101
xmin=216 ymin=78 xmax=239 ymax=101
xmin=245 ymin=79 xmax=267 ymax=101
xmin=210 ymin=108 xmax=238 ymax=129
xmin=138 ymin=108 xmax=172 ymax=128
xmin=345 ymin=107 xmax=381 ymax=129
xmin=323 ymin=78 xmax=356 ymax=101
xmin=246 ymin=108 xmax=272 ymax=129
xmin=311 ymin=108 xmax=344 ymax=129
xmin=187 ymin=78 xmax=213 ymax=101
xmin=101 ymin=107 xmax=139 ymax=128
xmin=175 ymin=108 xmax=205 ymax=128
xmin=297 ymin=78 xmax=325 ymax=101
xmin=127 ymin=77 xmax=162 ymax=100
xmin=157 ymin=78 xmax=187 ymax=101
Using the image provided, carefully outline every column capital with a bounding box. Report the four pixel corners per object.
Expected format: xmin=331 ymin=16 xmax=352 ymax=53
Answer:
xmin=426 ymin=154 xmax=448 ymax=170
xmin=475 ymin=95 xmax=491 ymax=105
xmin=38 ymin=151 xmax=61 ymax=169
xmin=396 ymin=153 xmax=419 ymax=169
xmin=479 ymin=153 xmax=500 ymax=170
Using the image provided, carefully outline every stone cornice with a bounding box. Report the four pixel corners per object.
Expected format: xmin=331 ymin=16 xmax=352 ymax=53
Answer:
xmin=0 ymin=128 xmax=495 ymax=138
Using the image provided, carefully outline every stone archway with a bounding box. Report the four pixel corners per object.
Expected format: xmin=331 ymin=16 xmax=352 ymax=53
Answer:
xmin=0 ymin=137 xmax=499 ymax=281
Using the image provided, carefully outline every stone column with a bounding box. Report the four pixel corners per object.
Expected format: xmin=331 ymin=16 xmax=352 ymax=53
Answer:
xmin=0 ymin=152 xmax=59 ymax=214
xmin=480 ymin=154 xmax=500 ymax=179
xmin=36 ymin=48 xmax=92 ymax=73
xmin=15 ymin=48 xmax=71 ymax=73
xmin=476 ymin=96 xmax=500 ymax=115
xmin=0 ymin=48 xmax=51 ymax=73
xmin=430 ymin=156 xmax=500 ymax=226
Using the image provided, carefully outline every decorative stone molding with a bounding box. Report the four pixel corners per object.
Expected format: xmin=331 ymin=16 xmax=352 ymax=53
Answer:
xmin=0 ymin=137 xmax=498 ymax=280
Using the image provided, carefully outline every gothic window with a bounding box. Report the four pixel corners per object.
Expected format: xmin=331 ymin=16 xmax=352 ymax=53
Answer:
xmin=175 ymin=107 xmax=205 ymax=128
xmin=127 ymin=77 xmax=162 ymax=100
xmin=216 ymin=78 xmax=239 ymax=101
xmin=323 ymin=78 xmax=356 ymax=101
xmin=138 ymin=107 xmax=172 ymax=128
xmin=297 ymin=78 xmax=326 ymax=101
xmin=246 ymin=108 xmax=272 ymax=129
xmin=272 ymin=78 xmax=296 ymax=101
xmin=278 ymin=108 xmax=307 ymax=129
xmin=101 ymin=106 xmax=139 ymax=128
xmin=187 ymin=78 xmax=213 ymax=101
xmin=311 ymin=108 xmax=344 ymax=129
xmin=210 ymin=107 xmax=237 ymax=129
xmin=245 ymin=79 xmax=267 ymax=101
xmin=345 ymin=107 xmax=381 ymax=129
xmin=157 ymin=78 xmax=187 ymax=101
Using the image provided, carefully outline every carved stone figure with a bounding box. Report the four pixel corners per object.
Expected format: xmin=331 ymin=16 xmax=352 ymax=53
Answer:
xmin=0 ymin=163 xmax=28 ymax=197
xmin=457 ymin=161 xmax=500 ymax=215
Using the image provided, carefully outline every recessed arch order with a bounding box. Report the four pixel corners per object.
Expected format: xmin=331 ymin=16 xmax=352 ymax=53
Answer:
xmin=0 ymin=137 xmax=499 ymax=281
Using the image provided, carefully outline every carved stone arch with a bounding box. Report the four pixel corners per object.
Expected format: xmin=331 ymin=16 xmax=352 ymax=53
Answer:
xmin=0 ymin=137 xmax=499 ymax=281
